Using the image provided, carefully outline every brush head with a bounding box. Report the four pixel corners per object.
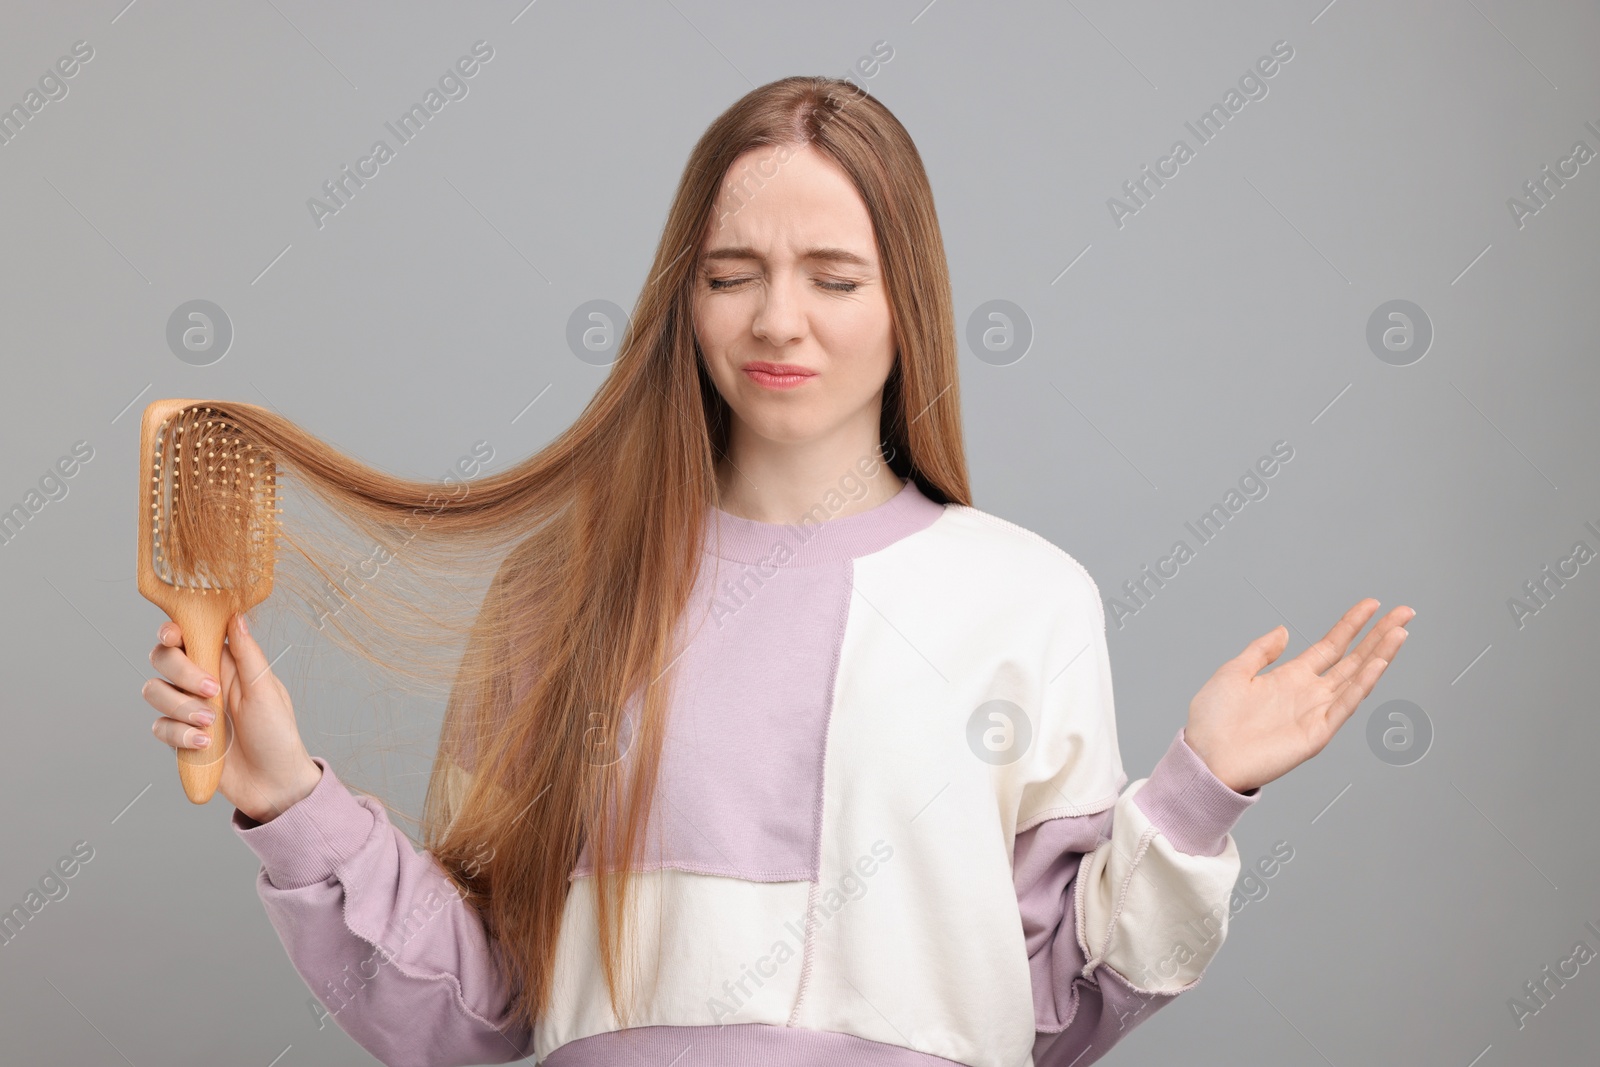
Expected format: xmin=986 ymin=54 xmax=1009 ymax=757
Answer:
xmin=137 ymin=400 xmax=280 ymax=612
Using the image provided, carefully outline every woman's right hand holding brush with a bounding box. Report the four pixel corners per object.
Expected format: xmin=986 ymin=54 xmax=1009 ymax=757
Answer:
xmin=143 ymin=613 xmax=322 ymax=823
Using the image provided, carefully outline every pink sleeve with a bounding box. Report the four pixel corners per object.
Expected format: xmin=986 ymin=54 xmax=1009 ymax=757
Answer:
xmin=231 ymin=756 xmax=536 ymax=1067
xmin=1014 ymin=727 xmax=1260 ymax=1066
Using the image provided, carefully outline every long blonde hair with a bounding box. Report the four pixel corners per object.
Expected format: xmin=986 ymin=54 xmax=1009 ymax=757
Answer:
xmin=209 ymin=74 xmax=971 ymax=1033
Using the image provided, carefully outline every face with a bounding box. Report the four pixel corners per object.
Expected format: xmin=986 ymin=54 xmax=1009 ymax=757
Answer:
xmin=692 ymin=142 xmax=896 ymax=459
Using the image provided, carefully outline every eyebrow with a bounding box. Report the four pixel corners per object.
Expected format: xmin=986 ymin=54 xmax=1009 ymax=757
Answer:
xmin=700 ymin=245 xmax=875 ymax=269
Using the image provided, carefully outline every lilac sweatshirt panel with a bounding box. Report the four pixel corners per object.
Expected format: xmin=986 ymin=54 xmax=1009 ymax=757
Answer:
xmin=570 ymin=559 xmax=852 ymax=881
xmin=542 ymin=1021 xmax=972 ymax=1065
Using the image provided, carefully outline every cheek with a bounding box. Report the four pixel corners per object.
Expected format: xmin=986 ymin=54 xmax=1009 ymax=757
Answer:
xmin=820 ymin=320 xmax=894 ymax=387
xmin=692 ymin=296 xmax=742 ymax=352
xmin=692 ymin=302 xmax=745 ymax=393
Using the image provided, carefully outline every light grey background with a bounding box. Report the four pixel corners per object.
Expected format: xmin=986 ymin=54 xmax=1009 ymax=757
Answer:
xmin=2 ymin=1 xmax=1597 ymax=1064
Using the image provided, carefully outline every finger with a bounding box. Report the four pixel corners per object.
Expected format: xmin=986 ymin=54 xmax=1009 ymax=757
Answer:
xmin=151 ymin=713 xmax=213 ymax=750
xmin=154 ymin=620 xmax=183 ymax=649
xmin=1323 ymin=605 xmax=1414 ymax=689
xmin=219 ymin=638 xmax=237 ymax=703
xmin=1325 ymin=655 xmax=1390 ymax=731
xmin=1325 ymin=626 xmax=1408 ymax=727
xmin=1299 ymin=598 xmax=1382 ymax=676
xmin=1232 ymin=623 xmax=1291 ymax=678
xmin=140 ymin=676 xmax=217 ymax=729
xmin=150 ymin=624 xmax=220 ymax=701
xmin=225 ymin=613 xmax=274 ymax=695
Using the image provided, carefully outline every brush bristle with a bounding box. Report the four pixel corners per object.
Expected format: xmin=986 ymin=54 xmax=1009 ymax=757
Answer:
xmin=150 ymin=404 xmax=280 ymax=592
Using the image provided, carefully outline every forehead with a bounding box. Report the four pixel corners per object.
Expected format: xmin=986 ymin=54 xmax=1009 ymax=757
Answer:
xmin=703 ymin=143 xmax=877 ymax=258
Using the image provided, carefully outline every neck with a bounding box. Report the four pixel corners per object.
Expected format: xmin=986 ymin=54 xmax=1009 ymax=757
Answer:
xmin=715 ymin=433 xmax=904 ymax=525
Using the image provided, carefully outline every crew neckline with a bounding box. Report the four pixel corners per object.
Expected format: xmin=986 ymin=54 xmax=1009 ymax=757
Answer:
xmin=705 ymin=478 xmax=946 ymax=566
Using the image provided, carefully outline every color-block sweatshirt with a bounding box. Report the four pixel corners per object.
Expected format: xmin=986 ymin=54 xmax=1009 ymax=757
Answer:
xmin=232 ymin=478 xmax=1260 ymax=1067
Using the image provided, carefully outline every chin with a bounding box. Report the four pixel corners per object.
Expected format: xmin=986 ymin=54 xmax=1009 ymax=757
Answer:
xmin=734 ymin=410 xmax=823 ymax=445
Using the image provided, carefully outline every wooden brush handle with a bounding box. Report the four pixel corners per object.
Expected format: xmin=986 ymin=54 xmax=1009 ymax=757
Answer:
xmin=167 ymin=596 xmax=233 ymax=804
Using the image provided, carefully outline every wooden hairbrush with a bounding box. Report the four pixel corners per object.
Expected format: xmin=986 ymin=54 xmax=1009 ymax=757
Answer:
xmin=136 ymin=399 xmax=281 ymax=804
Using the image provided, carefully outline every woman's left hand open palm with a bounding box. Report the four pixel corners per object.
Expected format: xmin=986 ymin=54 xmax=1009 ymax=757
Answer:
xmin=1183 ymin=598 xmax=1415 ymax=794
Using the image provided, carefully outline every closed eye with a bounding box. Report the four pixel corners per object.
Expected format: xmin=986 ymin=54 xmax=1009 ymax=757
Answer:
xmin=705 ymin=276 xmax=859 ymax=293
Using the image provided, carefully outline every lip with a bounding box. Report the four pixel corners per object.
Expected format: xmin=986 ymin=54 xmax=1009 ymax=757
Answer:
xmin=742 ymin=361 xmax=817 ymax=390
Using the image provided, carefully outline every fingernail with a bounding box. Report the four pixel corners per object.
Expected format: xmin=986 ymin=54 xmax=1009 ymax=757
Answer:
xmin=238 ymin=615 xmax=249 ymax=637
xmin=200 ymin=678 xmax=219 ymax=697
xmin=195 ymin=710 xmax=216 ymax=726
xmin=194 ymin=734 xmax=211 ymax=747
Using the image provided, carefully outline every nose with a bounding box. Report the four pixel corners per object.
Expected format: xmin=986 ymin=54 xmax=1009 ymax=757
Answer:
xmin=750 ymin=272 xmax=805 ymax=347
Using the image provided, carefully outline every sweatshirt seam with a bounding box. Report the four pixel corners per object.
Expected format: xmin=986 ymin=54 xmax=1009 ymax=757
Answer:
xmin=1082 ymin=826 xmax=1155 ymax=981
xmin=699 ymin=505 xmax=950 ymax=568
xmin=785 ymin=557 xmax=855 ymax=1027
xmin=1015 ymin=794 xmax=1121 ymax=835
xmin=569 ymin=858 xmax=815 ymax=881
xmin=1071 ymin=791 xmax=1229 ymax=1000
xmin=944 ymin=507 xmax=1106 ymax=633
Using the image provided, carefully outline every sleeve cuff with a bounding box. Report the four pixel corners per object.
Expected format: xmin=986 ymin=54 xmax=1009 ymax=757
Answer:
xmin=1131 ymin=726 xmax=1260 ymax=857
xmin=230 ymin=756 xmax=378 ymax=889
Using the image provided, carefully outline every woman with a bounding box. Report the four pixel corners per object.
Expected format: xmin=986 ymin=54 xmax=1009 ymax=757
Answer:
xmin=141 ymin=76 xmax=1411 ymax=1066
